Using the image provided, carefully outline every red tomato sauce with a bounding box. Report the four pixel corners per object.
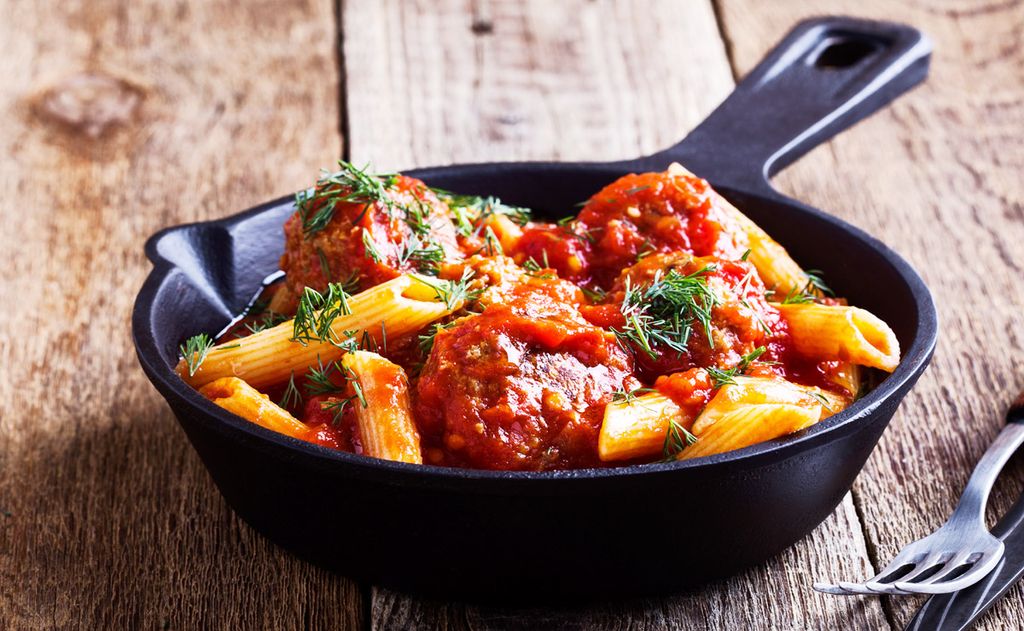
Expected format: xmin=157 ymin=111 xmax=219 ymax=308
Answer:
xmin=215 ymin=169 xmax=855 ymax=471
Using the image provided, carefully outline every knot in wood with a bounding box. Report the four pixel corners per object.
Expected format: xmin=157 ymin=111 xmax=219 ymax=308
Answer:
xmin=35 ymin=72 xmax=143 ymax=139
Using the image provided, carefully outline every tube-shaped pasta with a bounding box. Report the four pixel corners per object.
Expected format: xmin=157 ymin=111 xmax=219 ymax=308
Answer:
xmin=482 ymin=213 xmax=524 ymax=253
xmin=667 ymin=162 xmax=810 ymax=296
xmin=599 ymin=393 xmax=688 ymax=461
xmin=774 ymin=302 xmax=900 ymax=372
xmin=830 ymin=362 xmax=861 ymax=399
xmin=342 ymin=351 xmax=423 ymax=464
xmin=680 ymin=376 xmax=823 ymax=459
xmin=199 ymin=377 xmax=312 ymax=441
xmin=178 ymin=274 xmax=460 ymax=389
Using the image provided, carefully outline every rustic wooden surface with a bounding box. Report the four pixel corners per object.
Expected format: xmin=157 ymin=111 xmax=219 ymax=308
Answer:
xmin=1 ymin=0 xmax=1022 ymax=629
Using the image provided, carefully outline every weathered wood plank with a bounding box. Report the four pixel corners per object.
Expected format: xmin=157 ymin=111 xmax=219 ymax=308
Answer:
xmin=0 ymin=0 xmax=363 ymax=628
xmin=342 ymin=1 xmax=888 ymax=628
xmin=715 ymin=1 xmax=1024 ymax=627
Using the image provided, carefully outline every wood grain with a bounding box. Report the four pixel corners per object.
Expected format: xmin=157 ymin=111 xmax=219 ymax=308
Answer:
xmin=0 ymin=0 xmax=363 ymax=629
xmin=342 ymin=1 xmax=887 ymax=628
xmin=715 ymin=0 xmax=1024 ymax=628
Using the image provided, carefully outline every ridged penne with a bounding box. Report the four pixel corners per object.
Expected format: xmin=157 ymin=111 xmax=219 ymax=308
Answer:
xmin=680 ymin=376 xmax=823 ymax=459
xmin=342 ymin=351 xmax=423 ymax=464
xmin=598 ymin=392 xmax=686 ymax=461
xmin=178 ymin=274 xmax=460 ymax=389
xmin=774 ymin=302 xmax=900 ymax=372
xmin=667 ymin=162 xmax=810 ymax=296
xmin=199 ymin=376 xmax=312 ymax=441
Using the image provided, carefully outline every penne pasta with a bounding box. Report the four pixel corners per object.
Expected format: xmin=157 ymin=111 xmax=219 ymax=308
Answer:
xmin=774 ymin=302 xmax=900 ymax=372
xmin=200 ymin=377 xmax=312 ymax=441
xmin=680 ymin=376 xmax=823 ymax=460
xmin=667 ymin=163 xmax=810 ymax=296
xmin=599 ymin=392 xmax=687 ymax=461
xmin=667 ymin=162 xmax=811 ymax=295
xmin=342 ymin=351 xmax=423 ymax=464
xmin=178 ymin=274 xmax=462 ymax=389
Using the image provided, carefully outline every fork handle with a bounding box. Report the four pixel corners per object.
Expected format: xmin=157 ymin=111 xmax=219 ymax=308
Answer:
xmin=950 ymin=404 xmax=1024 ymax=523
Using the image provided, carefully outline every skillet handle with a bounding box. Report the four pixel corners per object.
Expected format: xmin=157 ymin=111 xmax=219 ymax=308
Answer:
xmin=646 ymin=16 xmax=931 ymax=193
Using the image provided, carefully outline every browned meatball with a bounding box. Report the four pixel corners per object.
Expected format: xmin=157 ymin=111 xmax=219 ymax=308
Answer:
xmin=276 ymin=168 xmax=461 ymax=311
xmin=415 ymin=274 xmax=639 ymax=471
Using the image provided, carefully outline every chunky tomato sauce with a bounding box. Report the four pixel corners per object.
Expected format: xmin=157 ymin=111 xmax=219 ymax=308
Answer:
xmin=218 ymin=166 xmax=852 ymax=471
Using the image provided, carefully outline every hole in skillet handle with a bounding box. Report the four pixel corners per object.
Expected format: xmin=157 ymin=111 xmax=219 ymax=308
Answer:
xmin=809 ymin=33 xmax=882 ymax=69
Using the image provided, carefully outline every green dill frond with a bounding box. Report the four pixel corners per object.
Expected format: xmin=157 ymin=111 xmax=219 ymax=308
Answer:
xmin=780 ymin=269 xmax=834 ymax=305
xmin=361 ymin=229 xmax=383 ymax=263
xmin=296 ymin=161 xmax=398 ymax=238
xmin=612 ymin=266 xmax=719 ymax=360
xmin=706 ymin=346 xmax=767 ymax=389
xmin=662 ymin=419 xmax=698 ymax=460
xmin=179 ymin=333 xmax=215 ymax=376
xmin=611 ymin=386 xmax=656 ymax=405
xmin=412 ymin=268 xmax=480 ymax=311
xmin=278 ymin=372 xmax=303 ymax=409
xmin=292 ymin=282 xmax=353 ymax=346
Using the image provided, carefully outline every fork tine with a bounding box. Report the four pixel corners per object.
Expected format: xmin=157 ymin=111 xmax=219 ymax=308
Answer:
xmin=812 ymin=546 xmax=922 ymax=596
xmin=894 ymin=546 xmax=1005 ymax=594
xmin=876 ymin=551 xmax=947 ymax=586
xmin=812 ymin=582 xmax=860 ymax=595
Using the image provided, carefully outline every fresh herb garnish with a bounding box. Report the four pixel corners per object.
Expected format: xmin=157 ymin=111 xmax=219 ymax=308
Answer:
xmin=780 ymin=269 xmax=834 ymax=304
xmin=481 ymin=226 xmax=503 ymax=256
xmin=706 ymin=346 xmax=767 ymax=389
xmin=418 ymin=320 xmax=456 ymax=357
xmin=296 ymin=162 xmax=397 ymax=238
xmin=319 ymin=372 xmax=368 ymax=425
xmin=278 ymin=372 xmax=303 ymax=409
xmin=361 ymin=229 xmax=383 ymax=263
xmin=179 ymin=333 xmax=215 ymax=376
xmin=612 ymin=266 xmax=718 ymax=360
xmin=304 ymin=356 xmax=347 ymax=396
xmin=412 ymin=268 xmax=479 ymax=311
xmin=243 ymin=311 xmax=289 ymax=335
xmin=292 ymin=282 xmax=353 ymax=346
xmin=580 ymin=285 xmax=607 ymax=302
xmin=611 ymin=386 xmax=656 ymax=405
xmin=432 ymin=189 xmax=532 ymax=236
xmin=663 ymin=419 xmax=698 ymax=460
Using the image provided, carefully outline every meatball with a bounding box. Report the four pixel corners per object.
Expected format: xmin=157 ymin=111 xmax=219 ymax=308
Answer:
xmin=277 ymin=170 xmax=461 ymax=310
xmin=528 ymin=168 xmax=750 ymax=288
xmin=583 ymin=252 xmax=788 ymax=379
xmin=415 ymin=276 xmax=639 ymax=471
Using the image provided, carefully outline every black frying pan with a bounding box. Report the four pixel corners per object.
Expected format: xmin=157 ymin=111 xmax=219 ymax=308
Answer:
xmin=132 ymin=16 xmax=937 ymax=600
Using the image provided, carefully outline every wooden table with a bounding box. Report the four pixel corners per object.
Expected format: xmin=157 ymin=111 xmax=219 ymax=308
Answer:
xmin=2 ymin=1 xmax=1022 ymax=628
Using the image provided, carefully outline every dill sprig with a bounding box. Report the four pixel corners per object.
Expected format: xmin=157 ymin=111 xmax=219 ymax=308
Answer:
xmin=412 ymin=268 xmax=480 ymax=311
xmin=580 ymin=285 xmax=607 ymax=302
xmin=398 ymin=234 xmax=445 ymax=274
xmin=278 ymin=372 xmax=303 ymax=409
xmin=320 ymin=375 xmax=368 ymax=425
xmin=522 ymin=257 xmax=556 ymax=279
xmin=244 ymin=311 xmax=289 ymax=335
xmin=433 ymin=189 xmax=532 ymax=237
xmin=611 ymin=386 xmax=656 ymax=405
xmin=706 ymin=346 xmax=767 ymax=389
xmin=179 ymin=333 xmax=215 ymax=377
xmin=418 ymin=320 xmax=457 ymax=357
xmin=292 ymin=282 xmax=353 ymax=346
xmin=663 ymin=419 xmax=698 ymax=460
xmin=612 ymin=266 xmax=719 ymax=360
xmin=780 ymin=269 xmax=835 ymax=304
xmin=296 ymin=162 xmax=398 ymax=238
xmin=304 ymin=356 xmax=348 ymax=396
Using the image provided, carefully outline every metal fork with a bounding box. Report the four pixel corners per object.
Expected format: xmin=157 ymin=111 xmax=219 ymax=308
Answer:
xmin=815 ymin=397 xmax=1024 ymax=596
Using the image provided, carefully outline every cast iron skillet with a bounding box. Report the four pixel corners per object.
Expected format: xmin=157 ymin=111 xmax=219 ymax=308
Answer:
xmin=132 ymin=17 xmax=937 ymax=601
